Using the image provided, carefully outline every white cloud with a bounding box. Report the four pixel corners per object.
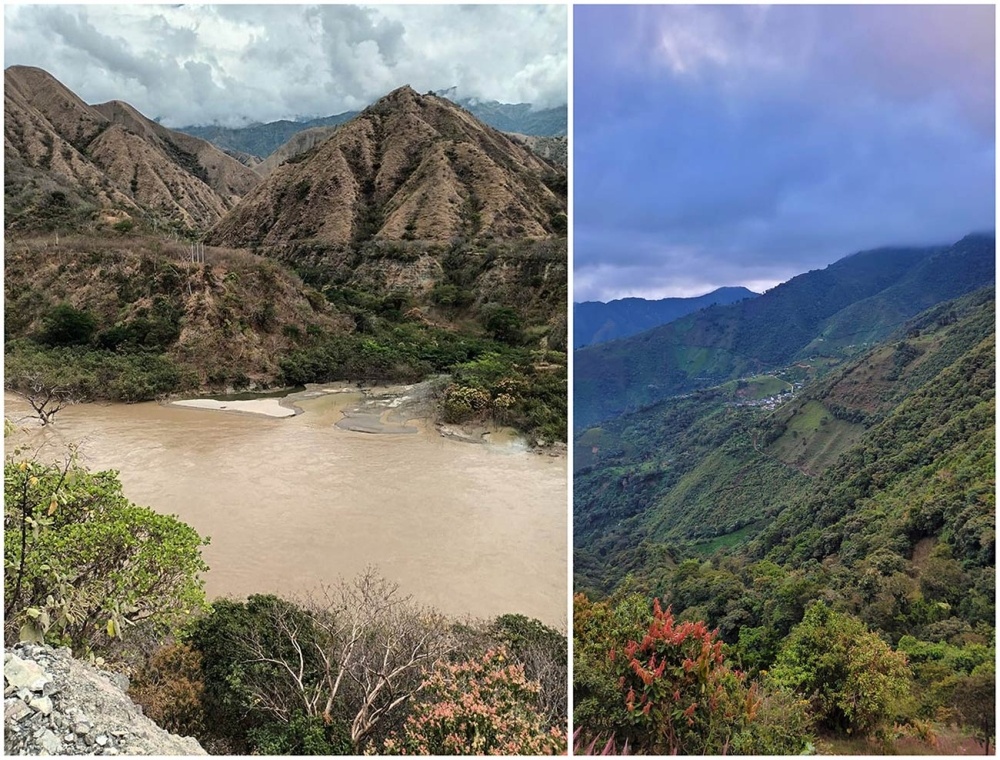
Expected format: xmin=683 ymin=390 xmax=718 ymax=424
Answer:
xmin=4 ymin=4 xmax=567 ymax=127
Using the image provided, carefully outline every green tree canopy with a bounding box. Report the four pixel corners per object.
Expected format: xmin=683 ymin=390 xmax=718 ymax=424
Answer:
xmin=769 ymin=601 xmax=912 ymax=737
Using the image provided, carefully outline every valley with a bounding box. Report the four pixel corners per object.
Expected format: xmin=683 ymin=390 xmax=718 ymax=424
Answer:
xmin=4 ymin=55 xmax=568 ymax=756
xmin=573 ymin=274 xmax=995 ymax=752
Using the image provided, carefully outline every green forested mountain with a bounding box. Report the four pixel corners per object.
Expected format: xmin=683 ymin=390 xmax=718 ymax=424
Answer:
xmin=574 ymin=234 xmax=995 ymax=430
xmin=575 ymin=285 xmax=994 ymax=595
xmin=574 ymin=286 xmax=995 ymax=751
xmin=573 ymin=286 xmax=758 ymax=349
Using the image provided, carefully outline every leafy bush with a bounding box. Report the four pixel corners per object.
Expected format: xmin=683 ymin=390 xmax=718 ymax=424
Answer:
xmin=5 ymin=342 xmax=193 ymax=404
xmin=769 ymin=601 xmax=912 ymax=737
xmin=381 ymin=648 xmax=565 ymax=755
xmin=38 ymin=303 xmax=97 ymax=347
xmin=4 ymin=456 xmax=209 ymax=653
xmin=129 ymin=642 xmax=206 ymax=738
xmin=188 ymin=571 xmax=453 ymax=753
xmin=247 ymin=712 xmax=351 ymax=755
xmin=574 ymin=593 xmax=811 ymax=755
xmin=490 ymin=614 xmax=568 ymax=728
xmin=482 ymin=305 xmax=524 ymax=345
xmin=187 ymin=594 xmax=332 ymax=753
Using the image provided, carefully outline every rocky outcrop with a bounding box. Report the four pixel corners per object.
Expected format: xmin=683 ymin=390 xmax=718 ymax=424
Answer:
xmin=4 ymin=644 xmax=206 ymax=756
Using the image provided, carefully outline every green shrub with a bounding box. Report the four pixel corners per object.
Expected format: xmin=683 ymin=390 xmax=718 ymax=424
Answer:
xmin=769 ymin=601 xmax=912 ymax=737
xmin=39 ymin=303 xmax=97 ymax=347
xmin=4 ymin=457 xmax=209 ymax=653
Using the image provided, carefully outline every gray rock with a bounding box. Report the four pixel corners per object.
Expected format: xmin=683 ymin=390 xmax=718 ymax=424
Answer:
xmin=4 ymin=656 xmax=51 ymax=692
xmin=5 ymin=699 xmax=32 ymax=723
xmin=100 ymin=672 xmax=129 ymax=693
xmin=29 ymin=696 xmax=53 ymax=716
xmin=38 ymin=729 xmax=62 ymax=754
xmin=4 ymin=644 xmax=206 ymax=756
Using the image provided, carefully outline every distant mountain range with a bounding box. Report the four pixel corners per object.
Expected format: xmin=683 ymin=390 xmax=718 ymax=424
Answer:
xmin=574 ymin=234 xmax=996 ymax=430
xmin=178 ymin=94 xmax=567 ymax=162
xmin=574 ymin=287 xmax=758 ymax=349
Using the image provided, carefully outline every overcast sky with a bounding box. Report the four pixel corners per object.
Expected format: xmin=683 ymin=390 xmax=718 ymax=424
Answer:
xmin=575 ymin=5 xmax=995 ymax=302
xmin=4 ymin=4 xmax=566 ymax=127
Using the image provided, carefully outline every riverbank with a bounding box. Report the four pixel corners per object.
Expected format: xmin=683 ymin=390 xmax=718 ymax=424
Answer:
xmin=164 ymin=380 xmax=565 ymax=455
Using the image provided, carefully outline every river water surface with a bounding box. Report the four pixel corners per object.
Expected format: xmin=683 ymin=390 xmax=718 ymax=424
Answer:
xmin=6 ymin=390 xmax=567 ymax=627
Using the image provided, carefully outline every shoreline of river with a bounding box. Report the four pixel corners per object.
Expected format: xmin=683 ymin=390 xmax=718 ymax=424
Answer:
xmin=165 ymin=381 xmax=565 ymax=457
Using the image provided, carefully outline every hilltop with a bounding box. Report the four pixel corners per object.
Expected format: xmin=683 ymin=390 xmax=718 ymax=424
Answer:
xmin=4 ymin=66 xmax=260 ymax=235
xmin=574 ymin=286 xmax=758 ymax=349
xmin=177 ymin=96 xmax=566 ymax=161
xmin=206 ymin=86 xmax=565 ymax=248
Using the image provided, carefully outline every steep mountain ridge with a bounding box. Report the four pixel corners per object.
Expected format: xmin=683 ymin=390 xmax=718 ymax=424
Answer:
xmin=206 ymin=85 xmax=566 ymax=248
xmin=92 ymin=100 xmax=259 ymax=204
xmin=574 ymin=235 xmax=995 ymax=429
xmin=574 ymin=287 xmax=758 ymax=349
xmin=4 ymin=66 xmax=260 ymax=234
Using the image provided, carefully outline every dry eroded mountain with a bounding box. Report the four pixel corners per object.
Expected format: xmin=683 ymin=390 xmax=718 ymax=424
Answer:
xmin=205 ymin=86 xmax=567 ymax=248
xmin=4 ymin=66 xmax=260 ymax=233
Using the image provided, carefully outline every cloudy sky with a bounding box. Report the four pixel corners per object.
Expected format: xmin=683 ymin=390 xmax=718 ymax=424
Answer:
xmin=4 ymin=4 xmax=566 ymax=127
xmin=574 ymin=5 xmax=995 ymax=302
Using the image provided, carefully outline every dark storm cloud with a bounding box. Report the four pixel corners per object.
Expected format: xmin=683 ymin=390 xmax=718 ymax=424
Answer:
xmin=4 ymin=5 xmax=566 ymax=127
xmin=574 ymin=5 xmax=995 ymax=302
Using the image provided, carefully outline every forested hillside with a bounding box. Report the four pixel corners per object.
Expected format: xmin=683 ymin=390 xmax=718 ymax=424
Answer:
xmin=574 ymin=286 xmax=995 ymax=752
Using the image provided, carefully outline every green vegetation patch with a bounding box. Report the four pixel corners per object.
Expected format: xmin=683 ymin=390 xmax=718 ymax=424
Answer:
xmin=768 ymin=399 xmax=866 ymax=475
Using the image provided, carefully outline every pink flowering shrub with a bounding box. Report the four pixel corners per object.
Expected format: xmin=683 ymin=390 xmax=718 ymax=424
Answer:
xmin=382 ymin=647 xmax=566 ymax=755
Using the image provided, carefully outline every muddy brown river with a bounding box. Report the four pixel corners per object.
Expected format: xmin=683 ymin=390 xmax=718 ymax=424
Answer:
xmin=5 ymin=389 xmax=567 ymax=627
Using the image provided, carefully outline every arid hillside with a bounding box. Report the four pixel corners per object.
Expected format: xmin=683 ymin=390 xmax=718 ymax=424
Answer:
xmin=206 ymin=86 xmax=566 ymax=248
xmin=4 ymin=66 xmax=260 ymax=234
xmin=5 ymin=235 xmax=351 ymax=389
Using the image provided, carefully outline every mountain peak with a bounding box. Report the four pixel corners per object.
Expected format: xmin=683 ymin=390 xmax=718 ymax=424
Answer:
xmin=206 ymin=84 xmax=566 ymax=247
xmin=377 ymin=84 xmax=420 ymax=104
xmin=4 ymin=65 xmax=260 ymax=233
